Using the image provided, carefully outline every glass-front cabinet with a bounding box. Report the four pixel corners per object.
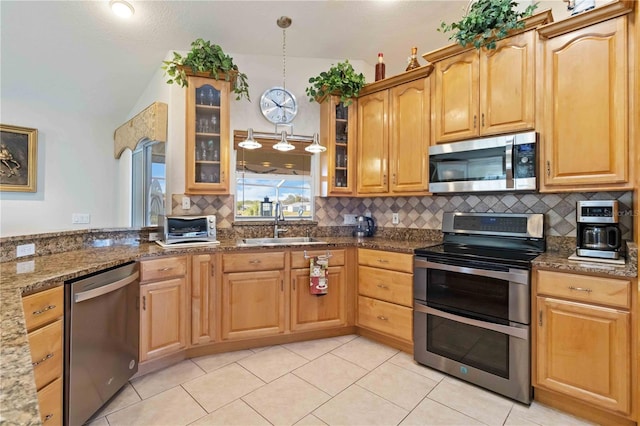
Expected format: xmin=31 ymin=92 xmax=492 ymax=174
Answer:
xmin=185 ymin=76 xmax=230 ymax=194
xmin=319 ymin=95 xmax=357 ymax=196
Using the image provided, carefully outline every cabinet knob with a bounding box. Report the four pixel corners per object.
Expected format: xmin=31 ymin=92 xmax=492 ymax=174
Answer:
xmin=546 ymin=161 xmax=551 ymax=177
xmin=377 ymin=315 xmax=388 ymax=321
xmin=221 ymin=171 xmax=225 ymax=183
xmin=473 ymin=115 xmax=477 ymax=128
xmin=44 ymin=414 xmax=54 ymax=422
xmin=481 ymin=113 xmax=485 ymax=127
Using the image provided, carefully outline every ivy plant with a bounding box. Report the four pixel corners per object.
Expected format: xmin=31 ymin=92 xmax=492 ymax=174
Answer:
xmin=162 ymin=38 xmax=250 ymax=101
xmin=438 ymin=0 xmax=538 ymax=50
xmin=305 ymin=60 xmax=366 ymax=106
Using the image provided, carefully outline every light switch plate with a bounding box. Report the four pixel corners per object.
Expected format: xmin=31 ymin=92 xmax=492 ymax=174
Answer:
xmin=182 ymin=196 xmax=191 ymax=210
xmin=72 ymin=213 xmax=90 ymax=224
xmin=344 ymin=214 xmax=357 ymax=225
xmin=392 ymin=213 xmax=399 ymax=225
xmin=16 ymin=243 xmax=35 ymax=257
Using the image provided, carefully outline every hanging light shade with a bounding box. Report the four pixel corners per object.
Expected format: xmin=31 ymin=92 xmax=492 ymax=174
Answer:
xmin=238 ymin=128 xmax=262 ymax=150
xmin=305 ymin=132 xmax=326 ymax=153
xmin=273 ymin=131 xmax=295 ymax=152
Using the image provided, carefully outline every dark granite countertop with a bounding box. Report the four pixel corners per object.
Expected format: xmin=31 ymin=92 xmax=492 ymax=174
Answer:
xmin=0 ymin=236 xmax=436 ymax=425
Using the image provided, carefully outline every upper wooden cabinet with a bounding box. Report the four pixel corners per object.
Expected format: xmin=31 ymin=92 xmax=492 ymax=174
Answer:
xmin=319 ymin=96 xmax=357 ymax=196
xmin=185 ymin=75 xmax=230 ymax=195
xmin=356 ymin=66 xmax=431 ymax=196
xmin=429 ymin=29 xmax=536 ymax=144
xmin=538 ymin=13 xmax=632 ymax=191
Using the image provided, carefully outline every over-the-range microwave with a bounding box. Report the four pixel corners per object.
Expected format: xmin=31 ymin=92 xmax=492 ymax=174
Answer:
xmin=428 ymin=131 xmax=537 ymax=193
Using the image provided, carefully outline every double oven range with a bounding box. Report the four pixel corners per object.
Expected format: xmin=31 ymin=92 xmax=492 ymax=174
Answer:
xmin=413 ymin=212 xmax=545 ymax=404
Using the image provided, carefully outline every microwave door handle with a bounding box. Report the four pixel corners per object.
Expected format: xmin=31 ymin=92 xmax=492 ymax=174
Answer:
xmin=505 ymin=137 xmax=514 ymax=188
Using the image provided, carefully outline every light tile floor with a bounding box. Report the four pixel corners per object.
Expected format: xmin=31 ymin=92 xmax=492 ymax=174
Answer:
xmin=88 ymin=335 xmax=594 ymax=426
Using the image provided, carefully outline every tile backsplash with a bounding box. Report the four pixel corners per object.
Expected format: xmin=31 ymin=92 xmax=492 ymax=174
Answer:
xmin=174 ymin=191 xmax=633 ymax=240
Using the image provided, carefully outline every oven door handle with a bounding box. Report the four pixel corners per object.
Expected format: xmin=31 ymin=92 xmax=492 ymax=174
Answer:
xmin=414 ymin=304 xmax=529 ymax=340
xmin=419 ymin=260 xmax=529 ymax=285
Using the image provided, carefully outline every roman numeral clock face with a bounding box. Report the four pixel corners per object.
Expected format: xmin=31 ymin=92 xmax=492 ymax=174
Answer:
xmin=260 ymin=87 xmax=298 ymax=124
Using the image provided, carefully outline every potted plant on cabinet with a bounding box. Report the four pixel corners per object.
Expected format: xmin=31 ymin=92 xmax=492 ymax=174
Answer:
xmin=305 ymin=60 xmax=365 ymax=106
xmin=438 ymin=0 xmax=538 ymax=49
xmin=162 ymin=38 xmax=250 ymax=101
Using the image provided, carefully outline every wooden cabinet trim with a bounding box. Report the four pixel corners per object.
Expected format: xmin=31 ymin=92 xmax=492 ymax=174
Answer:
xmin=359 ymin=65 xmax=433 ymax=96
xmin=28 ymin=319 xmax=63 ymax=391
xmin=358 ymin=248 xmax=413 ymax=273
xmin=140 ymin=256 xmax=188 ymax=282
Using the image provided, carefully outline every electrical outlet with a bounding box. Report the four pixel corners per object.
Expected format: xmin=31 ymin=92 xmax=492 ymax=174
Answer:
xmin=16 ymin=243 xmax=35 ymax=258
xmin=182 ymin=196 xmax=191 ymax=210
xmin=392 ymin=212 xmax=399 ymax=225
xmin=364 ymin=210 xmax=372 ymax=218
xmin=148 ymin=232 xmax=160 ymax=242
xmin=344 ymin=214 xmax=357 ymax=225
xmin=71 ymin=213 xmax=90 ymax=224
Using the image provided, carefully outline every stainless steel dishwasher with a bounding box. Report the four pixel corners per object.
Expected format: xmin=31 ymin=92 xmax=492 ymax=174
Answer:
xmin=64 ymin=261 xmax=139 ymax=426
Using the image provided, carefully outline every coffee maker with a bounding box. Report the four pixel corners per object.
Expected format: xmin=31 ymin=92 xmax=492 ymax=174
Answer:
xmin=354 ymin=215 xmax=375 ymax=237
xmin=576 ymin=200 xmax=622 ymax=260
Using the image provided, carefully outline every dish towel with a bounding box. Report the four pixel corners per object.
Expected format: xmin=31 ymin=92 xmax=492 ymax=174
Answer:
xmin=309 ymin=256 xmax=329 ymax=296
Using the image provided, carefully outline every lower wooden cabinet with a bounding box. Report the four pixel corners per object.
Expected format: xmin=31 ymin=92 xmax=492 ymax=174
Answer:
xmin=191 ymin=254 xmax=215 ymax=345
xmin=290 ymin=266 xmax=346 ymax=332
xmin=358 ymin=296 xmax=412 ymax=342
xmin=37 ymin=377 xmax=62 ymax=426
xmin=221 ymin=270 xmax=285 ymax=340
xmin=139 ymin=256 xmax=189 ymax=362
xmin=534 ymin=269 xmax=634 ymax=418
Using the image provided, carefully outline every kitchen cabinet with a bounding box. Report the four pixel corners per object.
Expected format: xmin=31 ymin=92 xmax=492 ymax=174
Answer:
xmin=139 ymin=256 xmax=189 ymax=362
xmin=22 ymin=285 xmax=64 ymax=426
xmin=538 ymin=12 xmax=632 ymax=191
xmin=191 ymin=254 xmax=215 ymax=346
xmin=221 ymin=252 xmax=286 ymax=340
xmin=428 ymin=29 xmax=536 ymax=144
xmin=319 ymin=96 xmax=357 ymax=196
xmin=534 ymin=269 xmax=633 ymax=418
xmin=185 ymin=75 xmax=230 ymax=194
xmin=356 ymin=67 xmax=431 ymax=196
xmin=290 ymin=249 xmax=347 ymax=332
xmin=356 ymin=249 xmax=413 ymax=350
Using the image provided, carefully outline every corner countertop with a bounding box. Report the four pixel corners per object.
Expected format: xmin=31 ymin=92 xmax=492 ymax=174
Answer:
xmin=0 ymin=236 xmax=434 ymax=426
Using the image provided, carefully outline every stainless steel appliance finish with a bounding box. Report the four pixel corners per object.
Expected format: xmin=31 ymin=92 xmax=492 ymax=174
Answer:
xmin=413 ymin=212 xmax=545 ymax=404
xmin=64 ymin=262 xmax=140 ymax=426
xmin=576 ymin=200 xmax=622 ymax=259
xmin=158 ymin=215 xmax=217 ymax=244
xmin=429 ymin=131 xmax=537 ymax=193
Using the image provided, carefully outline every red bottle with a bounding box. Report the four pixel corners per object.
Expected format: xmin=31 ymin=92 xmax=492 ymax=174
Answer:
xmin=375 ymin=53 xmax=385 ymax=81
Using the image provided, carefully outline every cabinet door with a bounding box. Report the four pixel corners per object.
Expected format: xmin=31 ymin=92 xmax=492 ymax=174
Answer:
xmin=140 ymin=277 xmax=188 ymax=362
xmin=480 ymin=30 xmax=535 ymax=135
xmin=432 ymin=50 xmax=479 ymax=143
xmin=191 ymin=254 xmax=215 ymax=346
xmin=290 ymin=266 xmax=346 ymax=332
xmin=185 ymin=76 xmax=230 ymax=194
xmin=221 ymin=270 xmax=285 ymax=340
xmin=390 ymin=78 xmax=430 ymax=194
xmin=320 ymin=96 xmax=357 ymax=196
xmin=536 ymin=297 xmax=631 ymax=414
xmin=541 ymin=18 xmax=629 ymax=189
xmin=357 ymin=91 xmax=389 ymax=194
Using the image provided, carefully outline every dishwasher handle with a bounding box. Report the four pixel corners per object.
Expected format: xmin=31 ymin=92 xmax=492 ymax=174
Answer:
xmin=74 ymin=271 xmax=139 ymax=303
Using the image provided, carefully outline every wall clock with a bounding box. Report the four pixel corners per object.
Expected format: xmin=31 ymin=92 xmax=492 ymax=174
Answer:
xmin=260 ymin=87 xmax=298 ymax=124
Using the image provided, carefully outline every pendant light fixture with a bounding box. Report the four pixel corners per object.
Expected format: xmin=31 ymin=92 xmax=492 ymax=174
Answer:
xmin=273 ymin=130 xmax=296 ymax=152
xmin=305 ymin=133 xmax=326 ymax=153
xmin=272 ymin=16 xmax=297 ymax=152
xmin=238 ymin=128 xmax=262 ymax=150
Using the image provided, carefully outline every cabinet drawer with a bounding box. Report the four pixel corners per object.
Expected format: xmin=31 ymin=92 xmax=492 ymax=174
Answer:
xmin=140 ymin=256 xmax=187 ymax=282
xmin=28 ymin=319 xmax=63 ymax=390
xmin=222 ymin=252 xmax=285 ymax=272
xmin=291 ymin=249 xmax=345 ymax=268
xmin=358 ymin=248 xmax=413 ymax=273
xmin=358 ymin=266 xmax=412 ymax=307
xmin=536 ymin=269 xmax=630 ymax=309
xmin=37 ymin=377 xmax=62 ymax=426
xmin=358 ymin=296 xmax=412 ymax=342
xmin=22 ymin=286 xmax=63 ymax=332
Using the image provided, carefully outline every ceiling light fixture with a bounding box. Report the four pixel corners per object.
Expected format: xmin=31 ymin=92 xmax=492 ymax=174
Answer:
xmin=238 ymin=128 xmax=262 ymax=150
xmin=110 ymin=0 xmax=134 ymax=18
xmin=305 ymin=133 xmax=327 ymax=153
xmin=273 ymin=130 xmax=296 ymax=152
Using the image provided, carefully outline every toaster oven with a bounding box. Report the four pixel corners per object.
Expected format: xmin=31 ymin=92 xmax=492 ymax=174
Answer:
xmin=158 ymin=215 xmax=217 ymax=244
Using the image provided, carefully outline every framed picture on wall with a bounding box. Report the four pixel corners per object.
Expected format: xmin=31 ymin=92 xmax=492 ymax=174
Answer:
xmin=0 ymin=124 xmax=37 ymax=192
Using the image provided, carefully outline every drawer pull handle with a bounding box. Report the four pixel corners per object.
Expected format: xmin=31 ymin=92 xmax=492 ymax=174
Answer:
xmin=249 ymin=259 xmax=261 ymax=264
xmin=44 ymin=414 xmax=54 ymax=422
xmin=377 ymin=315 xmax=388 ymax=321
xmin=33 ymin=305 xmax=56 ymax=316
xmin=32 ymin=353 xmax=54 ymax=367
xmin=376 ymin=284 xmax=389 ymax=289
xmin=377 ymin=259 xmax=389 ymax=263
xmin=160 ymin=267 xmax=173 ymax=271
xmin=568 ymin=286 xmax=592 ymax=293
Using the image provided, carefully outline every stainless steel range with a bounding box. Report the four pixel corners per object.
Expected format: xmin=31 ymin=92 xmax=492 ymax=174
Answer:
xmin=413 ymin=212 xmax=545 ymax=404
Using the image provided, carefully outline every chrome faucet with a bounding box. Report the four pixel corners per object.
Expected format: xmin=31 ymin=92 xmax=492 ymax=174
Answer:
xmin=274 ymin=202 xmax=288 ymax=238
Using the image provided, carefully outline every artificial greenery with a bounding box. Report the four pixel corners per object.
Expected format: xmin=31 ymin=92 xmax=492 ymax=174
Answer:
xmin=162 ymin=38 xmax=250 ymax=101
xmin=305 ymin=60 xmax=365 ymax=106
xmin=438 ymin=0 xmax=538 ymax=50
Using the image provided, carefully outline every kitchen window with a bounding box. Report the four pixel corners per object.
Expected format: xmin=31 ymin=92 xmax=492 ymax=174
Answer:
xmin=235 ymin=146 xmax=312 ymax=220
xmin=132 ymin=140 xmax=165 ymax=227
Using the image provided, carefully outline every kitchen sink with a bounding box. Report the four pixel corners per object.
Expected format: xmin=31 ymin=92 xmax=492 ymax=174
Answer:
xmin=237 ymin=237 xmax=327 ymax=246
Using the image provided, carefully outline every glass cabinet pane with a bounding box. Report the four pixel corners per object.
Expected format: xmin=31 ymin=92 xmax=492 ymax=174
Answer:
xmin=194 ymin=83 xmax=221 ymax=185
